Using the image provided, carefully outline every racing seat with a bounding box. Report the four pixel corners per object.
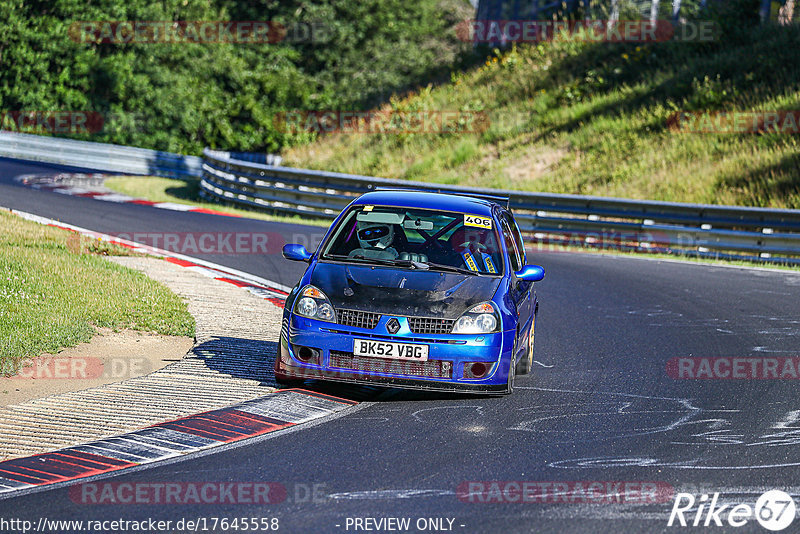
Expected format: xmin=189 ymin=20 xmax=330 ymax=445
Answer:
xmin=449 ymin=228 xmax=490 ymax=255
xmin=449 ymin=228 xmax=497 ymax=273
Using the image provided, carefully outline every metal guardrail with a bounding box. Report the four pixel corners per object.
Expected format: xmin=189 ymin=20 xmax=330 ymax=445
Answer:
xmin=0 ymin=131 xmax=202 ymax=178
xmin=201 ymin=148 xmax=800 ymax=265
xmin=1 ymin=132 xmax=797 ymax=264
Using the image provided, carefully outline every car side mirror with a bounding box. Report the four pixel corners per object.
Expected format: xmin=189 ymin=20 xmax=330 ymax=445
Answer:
xmin=282 ymin=243 xmax=312 ymax=262
xmin=515 ymin=264 xmax=545 ymax=282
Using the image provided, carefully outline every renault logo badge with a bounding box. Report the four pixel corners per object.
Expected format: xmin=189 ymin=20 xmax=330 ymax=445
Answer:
xmin=386 ymin=318 xmax=400 ymax=334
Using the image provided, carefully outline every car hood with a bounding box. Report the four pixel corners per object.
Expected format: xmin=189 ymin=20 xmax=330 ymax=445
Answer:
xmin=310 ymin=261 xmax=500 ymax=319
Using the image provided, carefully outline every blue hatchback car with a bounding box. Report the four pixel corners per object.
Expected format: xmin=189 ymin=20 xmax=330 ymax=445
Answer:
xmin=276 ymin=190 xmax=544 ymax=394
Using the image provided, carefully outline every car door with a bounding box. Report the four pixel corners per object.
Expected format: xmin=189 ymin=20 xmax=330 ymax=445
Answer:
xmin=499 ymin=212 xmax=533 ymax=354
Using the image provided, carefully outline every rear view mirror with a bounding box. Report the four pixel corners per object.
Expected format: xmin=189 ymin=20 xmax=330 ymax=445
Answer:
xmin=515 ymin=265 xmax=545 ymax=282
xmin=403 ymin=219 xmax=434 ymax=231
xmin=356 ymin=211 xmax=405 ymax=224
xmin=282 ymin=243 xmax=312 ymax=262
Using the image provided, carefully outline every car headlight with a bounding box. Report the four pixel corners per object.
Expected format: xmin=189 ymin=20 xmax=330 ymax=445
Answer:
xmin=451 ymin=302 xmax=499 ymax=334
xmin=294 ymin=285 xmax=336 ymax=322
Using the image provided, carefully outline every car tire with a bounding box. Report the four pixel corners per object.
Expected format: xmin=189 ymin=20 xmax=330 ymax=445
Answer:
xmin=506 ymin=357 xmax=516 ymax=394
xmin=274 ymin=355 xmax=306 ymax=389
xmin=515 ymin=315 xmax=535 ymax=375
xmin=275 ymin=374 xmax=305 ymax=389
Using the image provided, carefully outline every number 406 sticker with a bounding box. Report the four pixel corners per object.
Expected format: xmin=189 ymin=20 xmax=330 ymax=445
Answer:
xmin=464 ymin=214 xmax=492 ymax=229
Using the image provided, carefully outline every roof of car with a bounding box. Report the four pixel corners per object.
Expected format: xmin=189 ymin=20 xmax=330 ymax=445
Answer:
xmin=352 ymin=190 xmax=498 ymax=217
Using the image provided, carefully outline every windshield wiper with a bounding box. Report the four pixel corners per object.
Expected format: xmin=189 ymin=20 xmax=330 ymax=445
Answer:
xmin=421 ymin=261 xmax=486 ymax=276
xmin=324 ymin=254 xmax=427 ymax=269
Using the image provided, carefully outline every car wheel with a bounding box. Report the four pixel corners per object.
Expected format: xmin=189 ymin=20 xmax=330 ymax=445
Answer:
xmin=527 ymin=315 xmax=535 ymax=371
xmin=515 ymin=316 xmax=535 ymax=375
xmin=506 ymin=356 xmax=516 ymax=394
xmin=274 ymin=355 xmax=306 ymax=389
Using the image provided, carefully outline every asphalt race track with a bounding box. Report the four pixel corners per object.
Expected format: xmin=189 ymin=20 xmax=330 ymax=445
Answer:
xmin=2 ymin=157 xmax=799 ymax=533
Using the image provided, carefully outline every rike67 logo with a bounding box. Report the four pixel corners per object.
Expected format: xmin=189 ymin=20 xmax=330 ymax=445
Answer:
xmin=668 ymin=490 xmax=796 ymax=531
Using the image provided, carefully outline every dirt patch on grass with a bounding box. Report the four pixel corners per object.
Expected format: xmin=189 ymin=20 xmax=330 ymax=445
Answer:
xmin=0 ymin=328 xmax=193 ymax=406
xmin=502 ymin=145 xmax=568 ymax=188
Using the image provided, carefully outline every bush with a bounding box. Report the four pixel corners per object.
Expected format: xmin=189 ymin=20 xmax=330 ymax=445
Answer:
xmin=0 ymin=0 xmax=474 ymax=154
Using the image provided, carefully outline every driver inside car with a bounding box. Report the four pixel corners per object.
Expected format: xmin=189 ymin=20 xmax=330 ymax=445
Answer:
xmin=348 ymin=221 xmax=399 ymax=260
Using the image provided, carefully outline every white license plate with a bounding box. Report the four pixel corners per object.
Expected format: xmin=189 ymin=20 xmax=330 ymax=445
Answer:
xmin=353 ymin=339 xmax=429 ymax=361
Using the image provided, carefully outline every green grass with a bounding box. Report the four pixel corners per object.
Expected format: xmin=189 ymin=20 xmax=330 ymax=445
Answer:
xmin=103 ymin=176 xmax=329 ymax=227
xmin=282 ymin=22 xmax=800 ymax=209
xmin=0 ymin=210 xmax=195 ymax=376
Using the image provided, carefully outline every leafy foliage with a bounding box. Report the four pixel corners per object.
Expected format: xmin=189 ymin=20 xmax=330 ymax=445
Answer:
xmin=0 ymin=0 xmax=473 ymax=154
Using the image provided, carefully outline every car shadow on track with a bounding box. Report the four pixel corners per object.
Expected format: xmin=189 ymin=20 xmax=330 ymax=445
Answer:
xmin=191 ymin=335 xmax=278 ymax=384
xmin=193 ymin=335 xmax=503 ymax=404
xmin=286 ymin=380 xmax=502 ymax=404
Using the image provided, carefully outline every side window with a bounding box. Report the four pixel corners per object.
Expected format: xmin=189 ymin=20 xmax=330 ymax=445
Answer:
xmin=509 ymin=216 xmax=526 ymax=266
xmin=500 ymin=217 xmax=522 ymax=272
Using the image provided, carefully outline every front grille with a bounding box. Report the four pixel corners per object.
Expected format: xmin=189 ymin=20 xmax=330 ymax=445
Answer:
xmin=320 ymin=328 xmax=464 ymax=345
xmin=337 ymin=309 xmax=381 ymax=330
xmin=407 ymin=317 xmax=455 ymax=335
xmin=330 ymin=351 xmax=452 ymax=379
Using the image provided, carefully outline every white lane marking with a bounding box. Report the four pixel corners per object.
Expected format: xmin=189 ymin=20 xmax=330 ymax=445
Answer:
xmin=53 ymin=186 xmax=93 ymax=195
xmin=152 ymin=202 xmax=197 ymax=211
xmin=549 ymin=456 xmax=800 ymax=470
xmin=92 ymin=193 xmax=137 ymax=203
xmin=328 ymin=489 xmax=455 ymax=500
xmin=515 ymin=386 xmax=696 ymax=403
xmin=411 ymin=405 xmax=485 ymax=423
xmin=186 ymin=266 xmax=222 ymax=278
xmin=246 ymin=287 xmax=289 ymax=299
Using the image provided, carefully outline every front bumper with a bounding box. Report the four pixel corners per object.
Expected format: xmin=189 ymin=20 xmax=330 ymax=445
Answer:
xmin=275 ymin=313 xmax=514 ymax=395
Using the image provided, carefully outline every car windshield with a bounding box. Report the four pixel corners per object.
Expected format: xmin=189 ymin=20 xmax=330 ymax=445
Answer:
xmin=321 ymin=205 xmax=503 ymax=275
